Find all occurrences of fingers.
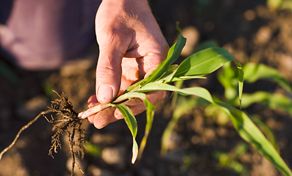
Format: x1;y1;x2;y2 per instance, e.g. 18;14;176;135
87;95;98;107
88;107;119;129
95;28;133;103
137;46;169;78
95;46;122;103
85;91;166;129
114;91;166;118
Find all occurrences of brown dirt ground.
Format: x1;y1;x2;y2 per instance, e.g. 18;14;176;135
0;0;292;176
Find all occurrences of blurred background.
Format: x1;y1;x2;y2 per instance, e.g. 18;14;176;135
0;0;292;175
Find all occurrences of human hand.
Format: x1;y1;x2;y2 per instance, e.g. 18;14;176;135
80;0;168;128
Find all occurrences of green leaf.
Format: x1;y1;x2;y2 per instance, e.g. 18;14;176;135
236;63;244;108
161;75;206;83
243;63;291;92
139;98;155;159
216;101;292;176
252;117;279;151
137;82;214;103
127;34;186;91
115;104;138;163
170;47;234;80
217;63;238;100
114;92;155;159
240;92;292;116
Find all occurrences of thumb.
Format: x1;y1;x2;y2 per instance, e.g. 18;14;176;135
96;43;124;104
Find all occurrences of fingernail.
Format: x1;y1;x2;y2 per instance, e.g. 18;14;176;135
97;85;114;103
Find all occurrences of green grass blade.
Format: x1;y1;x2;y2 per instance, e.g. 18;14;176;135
170;47;234;80
127;34;186;91
114;92;155;160
240;92;292;116
236;63;244;108
137;82;214;103
217;63;237;100
216;101;292;176
139;98;155;159
115;104;138;163
243;63;291;92
252;117;279;151
161;75;206;83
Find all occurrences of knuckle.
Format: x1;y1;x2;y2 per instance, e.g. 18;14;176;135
97;31;117;45
96;64;119;78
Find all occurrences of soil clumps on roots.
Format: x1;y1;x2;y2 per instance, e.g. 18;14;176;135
0;91;85;176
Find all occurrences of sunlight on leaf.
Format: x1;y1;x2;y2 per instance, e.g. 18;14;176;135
236;62;244;108
169;47;234;80
115;92;155;160
240;92;292;116
115;104;138;163
216;101;292;176
138;82;214;103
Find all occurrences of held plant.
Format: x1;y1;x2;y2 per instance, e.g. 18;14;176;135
106;35;291;175
0;34;291;176
81;34;291;175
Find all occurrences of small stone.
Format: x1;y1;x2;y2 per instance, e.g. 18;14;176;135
244;9;256;21
277;53;292;81
254;26;272;45
91;133;116;145
192;114;203;132
87;166;116;176
101;146;127;168
201;128;216;143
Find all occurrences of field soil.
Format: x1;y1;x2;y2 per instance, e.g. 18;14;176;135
0;0;292;176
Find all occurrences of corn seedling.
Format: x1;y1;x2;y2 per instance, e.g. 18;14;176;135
163;55;292;173
218;62;292;114
0;34;291;176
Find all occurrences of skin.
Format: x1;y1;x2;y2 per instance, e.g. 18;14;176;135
85;0;168;129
